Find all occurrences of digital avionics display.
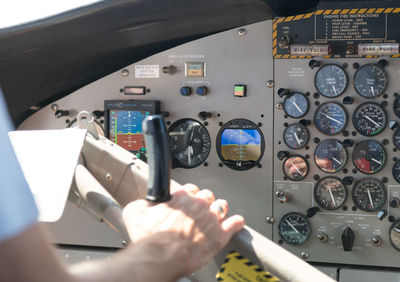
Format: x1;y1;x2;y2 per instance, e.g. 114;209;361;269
220;129;262;161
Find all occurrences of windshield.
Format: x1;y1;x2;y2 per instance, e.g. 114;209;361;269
0;0;102;29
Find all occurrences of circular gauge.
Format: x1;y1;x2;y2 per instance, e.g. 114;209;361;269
314;64;348;98
389;219;400;251
283;123;309;150
394;96;400;119
283;155;309;181
314;177;348;210
168;119;211;169
352;178;386;212
352;102;387;137
353;140;386;174
278;212;311;245
314;102;347;135
393;128;400;149
314;139;347;173
354;63;387;98
216;119;264;171
283;92;309;118
392;160;400;184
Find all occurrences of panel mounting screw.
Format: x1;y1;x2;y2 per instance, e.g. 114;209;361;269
51;104;59;112
300;251;309;259
266;80;274;88
121;69;129;77
265;216;274;224
105;173;112;182
121;240;128;248
238;28;247;36
276;103;283;110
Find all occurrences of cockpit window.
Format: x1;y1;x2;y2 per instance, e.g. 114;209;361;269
0;0;102;29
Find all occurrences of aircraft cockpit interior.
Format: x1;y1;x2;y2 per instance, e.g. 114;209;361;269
4;0;400;281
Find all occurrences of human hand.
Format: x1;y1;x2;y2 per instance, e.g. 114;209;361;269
122;184;245;280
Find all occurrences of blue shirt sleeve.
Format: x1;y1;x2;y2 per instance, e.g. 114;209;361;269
0;91;38;242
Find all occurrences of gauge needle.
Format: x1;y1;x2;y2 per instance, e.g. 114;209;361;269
292;101;303;114
367;189;374;208
291;163;303;175
285;219;300;233
363;115;380;128
394;227;400;234
294;132;302;145
332;157;342;165
323;114;344;125
371;157;382;165
186;146;193;164
328;187;337;207
332;86;337;95
370;86;375;95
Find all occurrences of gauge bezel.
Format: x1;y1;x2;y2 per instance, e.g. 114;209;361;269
314;176;348;210
168;118;211;169
314;139;348;173
352;102;387;137
314;64;348;98
283;123;310;150
314;101;348;136
353;63;388;98
283;92;309;119
352;140;387;174
351;178;386;212
216;118;265;171
282;154;309;181
394;96;400;119
389;219;400;252
278;212;311;245
393;128;400;150
392;160;400;184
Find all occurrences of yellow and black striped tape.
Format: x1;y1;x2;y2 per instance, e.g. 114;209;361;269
216;251;280;282
273;7;400;59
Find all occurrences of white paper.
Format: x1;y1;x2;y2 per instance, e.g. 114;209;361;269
8;129;87;222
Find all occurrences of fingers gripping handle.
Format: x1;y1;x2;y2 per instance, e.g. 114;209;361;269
142;115;171;202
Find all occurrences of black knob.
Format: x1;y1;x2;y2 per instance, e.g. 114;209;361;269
196;86;208;96
342;226;355;251
180;86;192;96
299;119;311;127
92;110;104;119
309;60;321;69
55;110;69;118
343;139;354;148
389;121;398;131
377;59;388;68
197;111;212;121
343;96;354;105
306;207;320;218
390;198;400;208
377;210;388;221
162;112;170;118
342;176;354;186
278;88;291;98
277;151;289;161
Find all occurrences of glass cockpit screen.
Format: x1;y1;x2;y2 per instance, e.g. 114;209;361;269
220;129;262;161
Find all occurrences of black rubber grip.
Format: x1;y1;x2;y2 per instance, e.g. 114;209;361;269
142;115;171;202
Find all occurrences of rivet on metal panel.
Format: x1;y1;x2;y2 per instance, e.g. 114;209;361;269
276;103;283;110
122;240;128;248
265;216;274;224
238;28;247;36
51;103;59;112
121;69;129;77
105;173;112;182
300;251;309;259
266;80;274;88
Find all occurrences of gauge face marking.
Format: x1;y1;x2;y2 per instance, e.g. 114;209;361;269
315;64;348;97
352;178;386;212
392;160;400;184
283;123;309;150
283;92;309;118
393;128;400;150
353;140;386;174
168;119;211;168
354;63;387;98
314;102;347;135
394;96;400;119
278;212;311;245
283;155;309;181
314;139;347;173
314;177;347;210
390;219;400;251
352;102;387;137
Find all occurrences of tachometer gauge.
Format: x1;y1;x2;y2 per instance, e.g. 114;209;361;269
283;123;309;150
352;102;387;137
389;219;400;251
392;160;400;184
283;92;309;118
314;102;347;135
168;119;211;169
278;212;311;245
314;177;347;210
354;63;387;98
353;140;386;174
314;64;348;98
314;139;347;173
352;178;386;212
394;96;400;119
283;155;309;181
393;128;400;150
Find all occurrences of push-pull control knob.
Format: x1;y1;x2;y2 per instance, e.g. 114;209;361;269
342;226;355;251
197;111;212;121
277;88;291;98
390;197;400;208
306;207;320;218
277;151;289;161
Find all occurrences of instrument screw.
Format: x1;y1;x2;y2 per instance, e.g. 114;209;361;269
121;240;128;248
301;251;309;259
266;80;275;88
238;28;247;36
105;173;112;182
265;216;274;224
121;69;129;77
